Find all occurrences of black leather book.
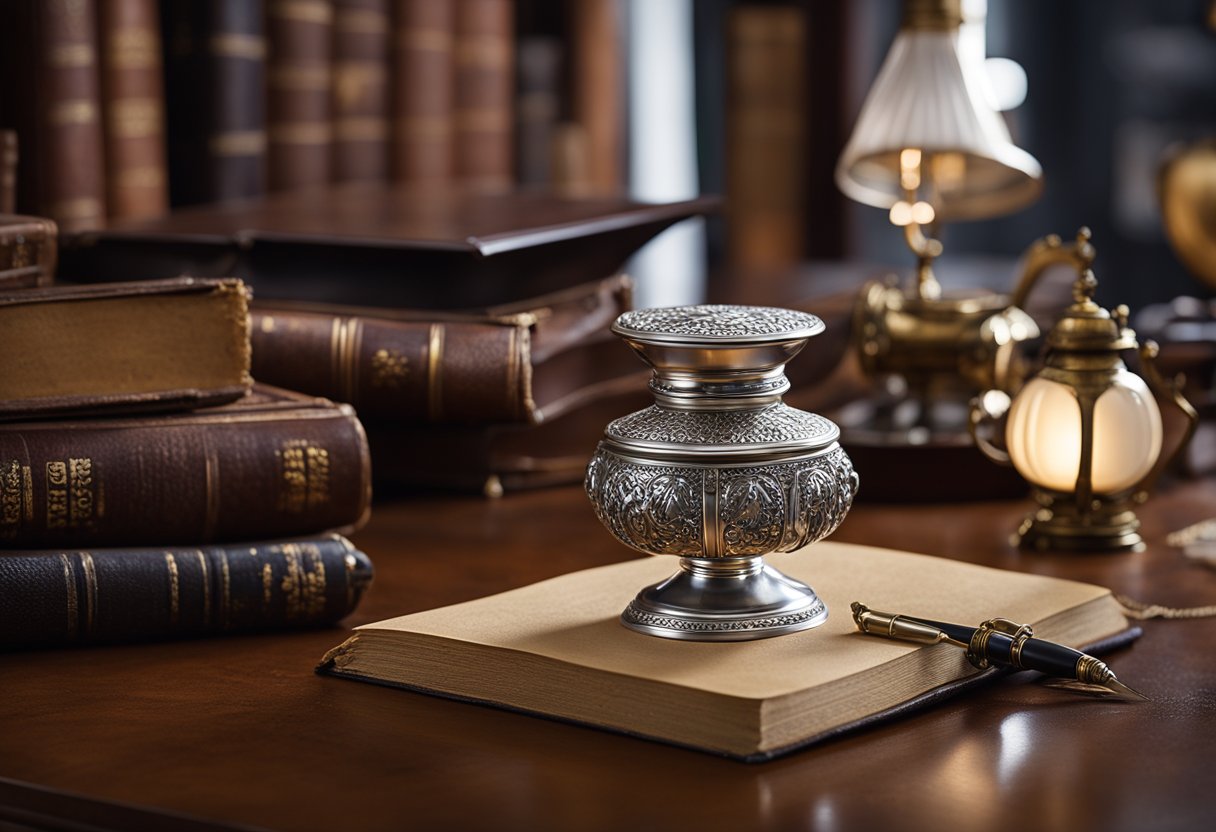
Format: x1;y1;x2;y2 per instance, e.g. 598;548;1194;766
0;534;373;649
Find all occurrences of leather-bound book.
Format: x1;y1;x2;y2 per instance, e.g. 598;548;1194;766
58;184;719;308
515;37;560;186
0;277;252;420
0;130;16;214
389;0;455;183
249;274;632;425
267;0;334;190
0;386;371;548
454;0;514;188
0;0;107;231
98;0;168;220
332;0;390;182
0;535;373;649
162;0;267;206
0;215;57;290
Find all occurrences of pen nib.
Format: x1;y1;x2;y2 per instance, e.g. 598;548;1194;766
1044;677;1149;702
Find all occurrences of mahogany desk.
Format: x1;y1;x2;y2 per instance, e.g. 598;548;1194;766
3;477;1216;832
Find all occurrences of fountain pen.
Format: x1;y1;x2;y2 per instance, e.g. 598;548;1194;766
850;602;1147;702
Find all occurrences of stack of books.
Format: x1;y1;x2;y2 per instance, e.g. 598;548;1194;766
0;277;375;650
59;186;717;494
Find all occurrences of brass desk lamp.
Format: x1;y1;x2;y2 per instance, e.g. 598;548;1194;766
836;0;1051;444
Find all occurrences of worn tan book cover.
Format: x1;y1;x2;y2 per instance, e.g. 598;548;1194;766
319;542;1135;760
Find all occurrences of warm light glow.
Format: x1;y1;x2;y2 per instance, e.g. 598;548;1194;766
899;148;922;190
889;200;914;226
910;201;936;225
1006;374;1163;494
930;152;967;194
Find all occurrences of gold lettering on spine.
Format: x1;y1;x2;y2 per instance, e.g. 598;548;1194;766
68;458;95;528
262;562;274;609
275;441;331;513
196;550;210;627
427;323;445;421
164;553;180;627
0;461;31;537
80;552;98;637
280;543;327;621
370;349;408;389
60;554;78;639
46;462;69;529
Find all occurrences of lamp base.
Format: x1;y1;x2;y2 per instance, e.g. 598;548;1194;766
621;556;828;641
1015;490;1144;553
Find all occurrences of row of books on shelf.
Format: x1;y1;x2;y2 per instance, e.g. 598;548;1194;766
0;0;518;231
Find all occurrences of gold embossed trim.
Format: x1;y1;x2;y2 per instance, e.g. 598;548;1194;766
209;34;266;60
427;323;445;421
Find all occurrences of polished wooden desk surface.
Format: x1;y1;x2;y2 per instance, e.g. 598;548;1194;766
3;477;1216;832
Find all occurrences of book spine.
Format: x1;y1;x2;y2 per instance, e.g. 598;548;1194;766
0;535;373;649
0;217;58;291
98;0;169;220
35;0;108;231
570;0;624;192
726;6;807;267
454;0;514;188
163;0;268;205
251;309;534;423
389;0;454;183
514;37;560;187
0;405;371;548
267;0;334;190
0;130;15;214
332;0;390;182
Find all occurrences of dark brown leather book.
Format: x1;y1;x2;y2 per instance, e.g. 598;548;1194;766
332;0;390;182
267;0;334;190
570;0;624;192
162;0;267;206
0;0;107;232
515;37;560;186
454;0;514;188
0;534;373;649
98;0;169;220
0;130;16;214
58;184;719;308
0;386;371;548
0;215;57;290
389;0;455;183
0;277;252;421
250;274;632;424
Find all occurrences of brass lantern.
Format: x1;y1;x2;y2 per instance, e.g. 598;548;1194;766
971;265;1198;551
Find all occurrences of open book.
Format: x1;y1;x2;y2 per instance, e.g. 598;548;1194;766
318;542;1135;761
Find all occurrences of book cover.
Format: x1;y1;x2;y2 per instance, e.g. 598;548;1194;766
57;185;719;308
0;386;371;548
454;0;514;188
319;542;1136;760
0;534;373;649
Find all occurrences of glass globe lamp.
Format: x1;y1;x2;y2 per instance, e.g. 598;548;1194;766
972;269;1197;551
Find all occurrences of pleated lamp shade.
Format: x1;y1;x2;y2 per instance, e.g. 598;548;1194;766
836;11;1042;221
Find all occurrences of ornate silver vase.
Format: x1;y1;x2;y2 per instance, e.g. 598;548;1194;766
585;304;859;641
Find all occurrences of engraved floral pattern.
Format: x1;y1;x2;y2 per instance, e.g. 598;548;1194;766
585;446;857;558
607;404;837;447
615;305;823;339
